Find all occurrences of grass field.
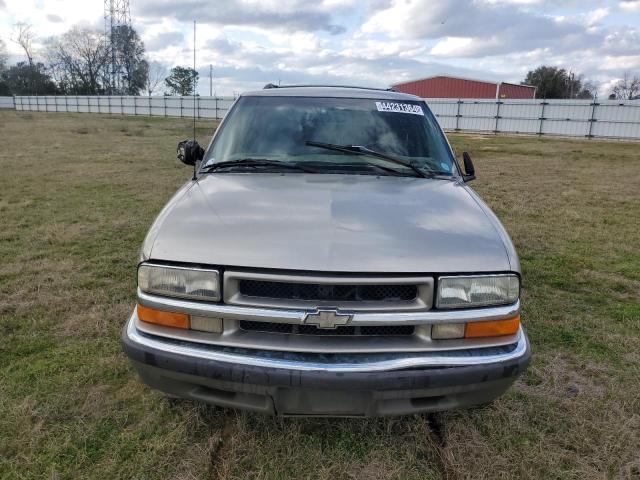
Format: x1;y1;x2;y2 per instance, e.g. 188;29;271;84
0;110;639;480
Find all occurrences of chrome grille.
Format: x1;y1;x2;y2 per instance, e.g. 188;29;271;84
239;321;415;336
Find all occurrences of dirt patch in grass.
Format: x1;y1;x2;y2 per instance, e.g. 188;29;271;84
0;111;639;479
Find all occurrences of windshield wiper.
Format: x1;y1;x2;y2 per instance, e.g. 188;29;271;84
304;141;440;179
200;158;316;174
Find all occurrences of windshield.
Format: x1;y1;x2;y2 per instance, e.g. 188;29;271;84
203;95;458;176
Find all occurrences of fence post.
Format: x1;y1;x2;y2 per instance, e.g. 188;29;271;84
197;96;200;119
215;96;219;119
494;100;502;134
133;96;137;116
538;100;547;136
120;95;123;114
108;95;111;114
149;96;152;117
180;96;183;117
455;99;462;131
587;100;598;139
164;96;167;117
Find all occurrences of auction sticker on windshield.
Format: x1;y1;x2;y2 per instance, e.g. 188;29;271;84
375;101;424;115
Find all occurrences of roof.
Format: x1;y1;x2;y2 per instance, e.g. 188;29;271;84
242;85;421;100
500;81;536;89
393;75;536;90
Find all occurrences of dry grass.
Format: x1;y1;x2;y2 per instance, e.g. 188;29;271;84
0;111;639;479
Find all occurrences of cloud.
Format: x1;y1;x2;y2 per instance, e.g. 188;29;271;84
362;0;593;44
133;0;349;35
205;36;239;55
192;32;507;93
619;0;640;12
1;0;639;97
360;0;619;65
145;31;185;50
602;28;640;55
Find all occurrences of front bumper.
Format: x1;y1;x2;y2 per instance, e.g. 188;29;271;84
122;312;531;416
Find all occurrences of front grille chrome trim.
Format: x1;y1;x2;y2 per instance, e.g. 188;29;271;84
223;271;434;312
138;288;520;325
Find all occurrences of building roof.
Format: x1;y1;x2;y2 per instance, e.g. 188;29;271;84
393;75;536;90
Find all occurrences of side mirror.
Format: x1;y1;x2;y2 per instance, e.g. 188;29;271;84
177;139;204;166
462;152;476;182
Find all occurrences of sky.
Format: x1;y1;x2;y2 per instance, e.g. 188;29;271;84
1;0;639;96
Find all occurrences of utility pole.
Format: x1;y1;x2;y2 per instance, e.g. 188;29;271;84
568;69;574;99
104;0;132;94
209;64;213;96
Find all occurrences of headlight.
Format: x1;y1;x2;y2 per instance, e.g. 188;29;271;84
436;274;519;309
138;264;220;301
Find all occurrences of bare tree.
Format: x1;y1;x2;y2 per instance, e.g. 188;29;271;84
13;22;35;66
144;60;167;96
47;27;110;94
611;72;640;100
577;79;599;100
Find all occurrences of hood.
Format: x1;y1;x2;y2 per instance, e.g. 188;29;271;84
144;173;513;273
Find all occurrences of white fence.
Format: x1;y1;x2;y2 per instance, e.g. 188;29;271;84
11;95;236;119
4;95;640;140
426;98;640;140
0;96;15;109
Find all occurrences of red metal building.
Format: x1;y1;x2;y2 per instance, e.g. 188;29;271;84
393;75;536;99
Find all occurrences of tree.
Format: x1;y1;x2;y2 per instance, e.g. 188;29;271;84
523;66;595;99
576;79;598;100
611;72;640;100
164;66;198;96
109;25;147;95
0;37;7;71
13;23;35;66
0;61;58;94
0;39;9;95
47;27;110;94
144;61;167;96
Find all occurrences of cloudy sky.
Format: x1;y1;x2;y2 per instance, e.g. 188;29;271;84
1;0;639;95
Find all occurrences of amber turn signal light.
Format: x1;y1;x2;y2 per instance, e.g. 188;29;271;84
137;304;190;329
465;316;520;338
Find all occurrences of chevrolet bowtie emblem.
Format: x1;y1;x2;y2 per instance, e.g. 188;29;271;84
303;308;352;329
